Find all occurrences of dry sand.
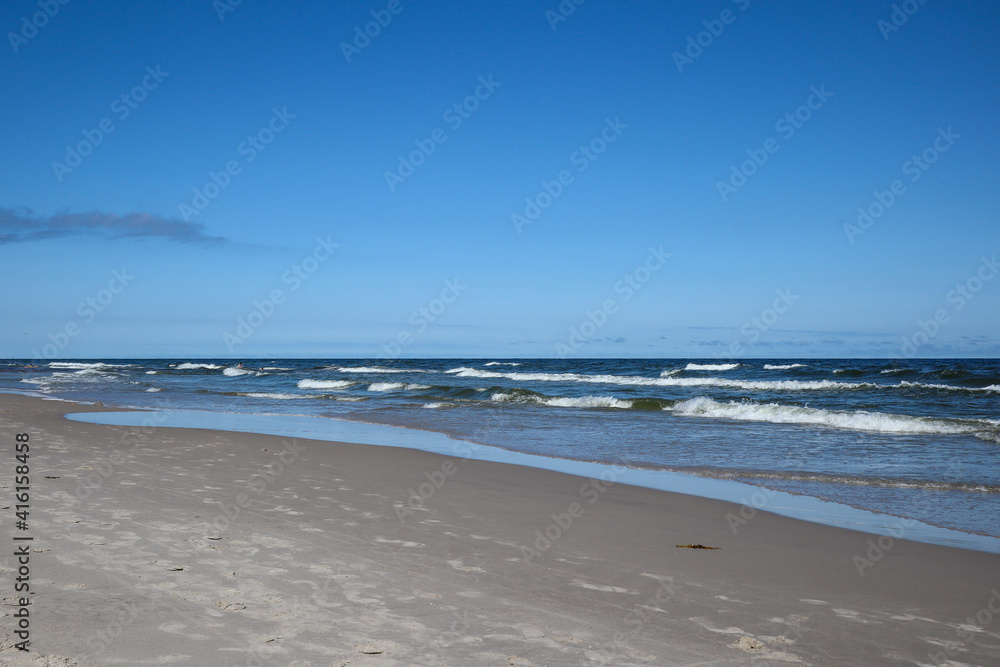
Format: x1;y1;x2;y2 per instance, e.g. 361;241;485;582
1;393;999;666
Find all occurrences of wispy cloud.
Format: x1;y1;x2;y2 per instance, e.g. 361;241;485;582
0;207;225;244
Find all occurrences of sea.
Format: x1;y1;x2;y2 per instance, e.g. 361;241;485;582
4;358;1000;547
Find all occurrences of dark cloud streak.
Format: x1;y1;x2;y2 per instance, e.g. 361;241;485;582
0;207;225;245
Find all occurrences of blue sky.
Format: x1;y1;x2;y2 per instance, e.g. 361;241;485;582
2;0;998;359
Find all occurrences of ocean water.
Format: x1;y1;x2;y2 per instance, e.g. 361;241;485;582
4;358;1000;539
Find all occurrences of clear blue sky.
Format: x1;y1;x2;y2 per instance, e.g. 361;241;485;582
2;0;998;359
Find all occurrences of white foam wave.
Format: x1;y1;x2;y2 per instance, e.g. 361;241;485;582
446;367;866;391
445;367;994;394
367;382;431;392
368;382;406;391
491;392;632;409
880;368;907;374
484;362;521;366
23;371;108;383
541;395;632;409
238;392;321;400
145;370;159;375
176;362;223;370
48;362;101;369
261;367;291;371
898;381;1000;393
763;364;806;370
669;397;997;438
422;402;453;409
73;368;109;376
336;366;412;374
297;379;354;389
145;387;161;392
223;367;262;377
684;363;740;371
712;470;1000;493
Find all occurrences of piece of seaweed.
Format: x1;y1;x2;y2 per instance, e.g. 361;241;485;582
675;544;721;550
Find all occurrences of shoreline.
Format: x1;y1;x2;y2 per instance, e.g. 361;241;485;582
6;355;1000;544
65;403;1000;554
2;393;1000;665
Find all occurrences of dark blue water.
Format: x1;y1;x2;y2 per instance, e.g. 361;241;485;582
4;358;999;537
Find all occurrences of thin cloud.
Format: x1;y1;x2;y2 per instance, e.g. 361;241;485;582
0;207;225;244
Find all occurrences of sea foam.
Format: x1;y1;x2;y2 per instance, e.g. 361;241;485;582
297;379;354;389
223;367;262;377
336;366;418;374
367;382;431;391
447;367;865;391
445;367;995;394
490;392;632;409
669;396;999;440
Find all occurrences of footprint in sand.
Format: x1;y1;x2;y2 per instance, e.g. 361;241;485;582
215;600;247;611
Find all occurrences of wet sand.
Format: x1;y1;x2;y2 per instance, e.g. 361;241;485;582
1;393;999;666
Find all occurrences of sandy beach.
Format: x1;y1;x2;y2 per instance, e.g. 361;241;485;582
2;392;999;666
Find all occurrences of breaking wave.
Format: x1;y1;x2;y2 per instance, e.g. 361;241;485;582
47;362;132;370
367;382;432;392
444;367;1000;394
297;379;355;389
490;391;633;409
669;397;1000;441
447;367;866;391
234;392;323;400
334;366;426;374
223;367;264;377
